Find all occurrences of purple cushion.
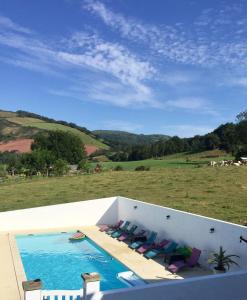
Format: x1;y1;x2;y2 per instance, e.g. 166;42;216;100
168;260;186;273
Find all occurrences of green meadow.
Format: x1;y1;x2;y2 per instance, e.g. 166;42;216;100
0;153;246;225
93;150;233;170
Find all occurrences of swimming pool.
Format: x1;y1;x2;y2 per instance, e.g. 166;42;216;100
16;232;140;291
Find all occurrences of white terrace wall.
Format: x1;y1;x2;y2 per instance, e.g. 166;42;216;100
117;196;247;269
0;197;118;232
95;270;247;300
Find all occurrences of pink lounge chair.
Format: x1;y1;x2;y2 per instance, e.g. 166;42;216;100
99;220;124;232
137;239;169;254
168;247;201;273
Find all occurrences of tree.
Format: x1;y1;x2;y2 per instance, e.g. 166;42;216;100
236;109;247;122
213;123;237;154
53;159;69;176
235;120;247;158
32;131;86;164
204;133;220;150
20;150;56;176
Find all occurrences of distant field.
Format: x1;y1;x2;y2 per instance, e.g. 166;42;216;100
0;164;246;225
93;150;234;170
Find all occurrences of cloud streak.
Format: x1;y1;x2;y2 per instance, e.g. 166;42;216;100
0;18;158;108
0;15;32;34
0;12;219;115
84;0;247;67
163;124;214;138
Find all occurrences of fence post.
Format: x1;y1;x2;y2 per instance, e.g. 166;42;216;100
22;279;42;300
81;272;100;300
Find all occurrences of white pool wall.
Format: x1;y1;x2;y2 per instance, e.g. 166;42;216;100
0;197;118;232
118;196;247;270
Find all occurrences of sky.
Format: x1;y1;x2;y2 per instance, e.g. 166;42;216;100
0;0;247;137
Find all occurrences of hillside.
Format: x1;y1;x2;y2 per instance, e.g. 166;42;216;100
0;110;109;154
93;130;170;146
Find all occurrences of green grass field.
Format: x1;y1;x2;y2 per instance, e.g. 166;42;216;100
93;150;233;170
0;163;246;225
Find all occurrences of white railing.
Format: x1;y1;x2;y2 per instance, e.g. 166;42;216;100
41;290;83;300
23;273;100;300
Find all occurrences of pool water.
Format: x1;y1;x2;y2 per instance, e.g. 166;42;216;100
16;232;134;291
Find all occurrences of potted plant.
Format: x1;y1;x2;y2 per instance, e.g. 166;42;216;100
208;246;239;274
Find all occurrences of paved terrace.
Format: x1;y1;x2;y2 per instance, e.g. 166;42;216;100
0;226;212;300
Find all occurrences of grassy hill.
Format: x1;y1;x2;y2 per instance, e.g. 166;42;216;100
93;130;170;146
0;110;109;149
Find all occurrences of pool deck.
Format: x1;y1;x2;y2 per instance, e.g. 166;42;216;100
0;226;212;300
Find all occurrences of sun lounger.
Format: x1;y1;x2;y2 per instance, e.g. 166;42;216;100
109;221;130;237
167;247;201;273
117;225;138;240
137;239;169;254
129;231;157;250
111;222;133;238
105;220;127;235
118;229;145;242
99;220;124;232
144;241;178;259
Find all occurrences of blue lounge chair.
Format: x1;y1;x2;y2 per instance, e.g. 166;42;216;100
115;224;138;240
108;221;130;236
129;231;157;250
144;241;178;259
111;222;133;238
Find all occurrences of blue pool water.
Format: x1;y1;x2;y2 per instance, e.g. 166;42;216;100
16;232;133;291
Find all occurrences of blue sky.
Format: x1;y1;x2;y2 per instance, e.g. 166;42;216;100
0;0;247;137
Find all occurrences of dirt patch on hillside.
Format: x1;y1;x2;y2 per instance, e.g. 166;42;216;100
85;145;99;156
0;140;100;156
0;139;33;153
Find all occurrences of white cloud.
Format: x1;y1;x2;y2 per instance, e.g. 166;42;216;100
102;120;142;132
230;77;247;87
165;98;205;110
161;72;195;86
0;15;32;34
58;32;156;96
160;97;219;116
0;13;219;115
0;18;158;108
50;77;160;108
164;125;214;138
84;1;247;67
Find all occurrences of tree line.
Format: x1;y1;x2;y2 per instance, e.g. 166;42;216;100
109;110;247;161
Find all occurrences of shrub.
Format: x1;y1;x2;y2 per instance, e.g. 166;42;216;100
77;159;91;173
135;165;150;171
53;159;69;176
114;165;123;171
0;164;7;178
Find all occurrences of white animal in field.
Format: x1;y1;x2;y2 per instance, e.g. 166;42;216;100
233;162;240;166
210;161;217;167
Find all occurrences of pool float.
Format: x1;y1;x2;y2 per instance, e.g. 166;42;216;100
69;231;86;241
